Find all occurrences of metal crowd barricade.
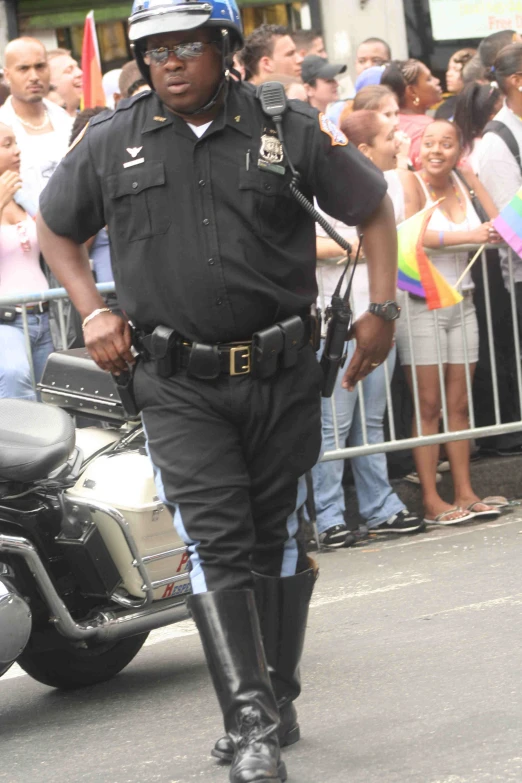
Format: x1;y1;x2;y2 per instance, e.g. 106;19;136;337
0;283;115;390
320;243;522;463
2;246;522;463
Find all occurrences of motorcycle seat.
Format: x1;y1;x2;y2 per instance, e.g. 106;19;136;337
0;399;75;483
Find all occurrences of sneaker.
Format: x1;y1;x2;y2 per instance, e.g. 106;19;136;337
352;523;370;543
319;524;352;548
370;509;426;534
404;471;442;485
437;459;450;473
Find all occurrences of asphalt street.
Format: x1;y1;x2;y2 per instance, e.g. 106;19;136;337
2;511;522;783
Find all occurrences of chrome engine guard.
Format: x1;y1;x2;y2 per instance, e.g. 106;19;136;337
0;496;191;645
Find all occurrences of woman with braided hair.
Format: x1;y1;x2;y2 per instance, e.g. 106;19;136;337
381;59;442;170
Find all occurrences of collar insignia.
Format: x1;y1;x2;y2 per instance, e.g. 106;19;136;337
153;116;167;122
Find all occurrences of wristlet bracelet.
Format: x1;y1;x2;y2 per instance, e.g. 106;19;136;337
82;307;112;330
439;231;445;247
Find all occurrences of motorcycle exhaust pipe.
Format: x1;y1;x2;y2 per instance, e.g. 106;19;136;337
0;533;189;645
0;575;32;676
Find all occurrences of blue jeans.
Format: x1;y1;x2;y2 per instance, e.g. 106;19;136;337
312;342;405;531
0;312;54;400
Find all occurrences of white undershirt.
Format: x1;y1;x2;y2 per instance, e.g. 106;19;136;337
476;101;522;287
186;121;213;138
316;170;405;320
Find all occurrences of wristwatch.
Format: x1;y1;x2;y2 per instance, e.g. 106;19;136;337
368;301;401;321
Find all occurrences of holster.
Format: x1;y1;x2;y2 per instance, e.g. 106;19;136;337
112;366;141;418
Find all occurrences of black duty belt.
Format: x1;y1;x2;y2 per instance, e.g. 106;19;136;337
137;315;317;380
179;341;254;376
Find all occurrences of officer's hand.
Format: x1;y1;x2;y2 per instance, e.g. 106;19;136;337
83;313;135;374
342;312;394;391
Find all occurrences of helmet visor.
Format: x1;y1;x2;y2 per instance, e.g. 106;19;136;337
129;2;213;43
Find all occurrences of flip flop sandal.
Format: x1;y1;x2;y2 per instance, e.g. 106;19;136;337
481;496;510;508
424;507;476;526
466;501;501;518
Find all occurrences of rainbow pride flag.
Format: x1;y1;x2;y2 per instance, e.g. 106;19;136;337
397;203;463;310
81;11;105;109
493;186;522;257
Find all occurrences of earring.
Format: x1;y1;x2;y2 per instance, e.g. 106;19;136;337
518;86;522;92
413;96;420;106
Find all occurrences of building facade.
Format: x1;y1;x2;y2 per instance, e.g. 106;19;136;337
0;0;322;71
0;0;521;80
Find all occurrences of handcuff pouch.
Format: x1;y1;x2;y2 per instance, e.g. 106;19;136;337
252;325;284;379
150;326;179;378
186;343;221;380
278;316;304;369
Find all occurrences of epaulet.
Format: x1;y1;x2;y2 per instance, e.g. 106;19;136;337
88;108;115;128
114;89;153;113
87;90;153;129
287;99;319;120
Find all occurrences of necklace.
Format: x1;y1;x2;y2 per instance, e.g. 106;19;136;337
15;220;31;253
16;110;49;131
421;171;465;221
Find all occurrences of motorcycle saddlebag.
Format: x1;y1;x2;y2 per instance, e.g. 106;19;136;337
39;348;135;423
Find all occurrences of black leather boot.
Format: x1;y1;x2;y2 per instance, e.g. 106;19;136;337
211;566;316;764
188;590;287;783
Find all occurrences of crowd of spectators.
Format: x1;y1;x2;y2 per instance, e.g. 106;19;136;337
1;22;522;548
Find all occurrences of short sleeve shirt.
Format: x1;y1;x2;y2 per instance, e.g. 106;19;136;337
39;82;387;343
0;97;73;209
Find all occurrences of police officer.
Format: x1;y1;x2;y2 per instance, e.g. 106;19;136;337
36;2;400;780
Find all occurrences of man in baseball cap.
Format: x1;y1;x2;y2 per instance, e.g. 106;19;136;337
302;54;347;113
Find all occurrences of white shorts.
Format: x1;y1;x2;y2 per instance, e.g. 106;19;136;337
395;290;479;366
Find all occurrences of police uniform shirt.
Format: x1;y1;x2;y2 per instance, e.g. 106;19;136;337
39;81;387;343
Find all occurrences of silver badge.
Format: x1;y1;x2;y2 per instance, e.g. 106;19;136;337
259;134;284;165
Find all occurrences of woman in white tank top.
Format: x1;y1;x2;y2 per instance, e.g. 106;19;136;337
397;119;503;525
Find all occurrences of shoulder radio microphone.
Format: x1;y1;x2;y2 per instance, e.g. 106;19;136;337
256;81;360;396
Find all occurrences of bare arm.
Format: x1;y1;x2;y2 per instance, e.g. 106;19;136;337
398;170;425;219
342;194;397;391
424;223;500;248
316;235;345;259
36;212;134;373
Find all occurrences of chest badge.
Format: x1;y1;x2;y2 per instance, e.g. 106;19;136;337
259;134;283;165
127;146;143;158
258;134;285;176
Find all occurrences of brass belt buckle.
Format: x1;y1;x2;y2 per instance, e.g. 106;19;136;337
230;345;251;376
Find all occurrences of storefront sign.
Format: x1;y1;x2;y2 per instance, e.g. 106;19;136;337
429;0;522;41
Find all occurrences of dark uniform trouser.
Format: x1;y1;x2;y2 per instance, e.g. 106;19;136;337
133;344;323;592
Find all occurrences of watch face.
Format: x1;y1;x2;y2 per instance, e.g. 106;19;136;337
385;302;401;320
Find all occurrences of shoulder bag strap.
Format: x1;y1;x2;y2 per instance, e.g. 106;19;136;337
483;120;522;172
453;168;489;224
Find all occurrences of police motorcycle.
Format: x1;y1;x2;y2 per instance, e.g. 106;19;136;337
0;349;190;689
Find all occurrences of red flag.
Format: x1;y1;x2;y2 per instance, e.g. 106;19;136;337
81;11;105;109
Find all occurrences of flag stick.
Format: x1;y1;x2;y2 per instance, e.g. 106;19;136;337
455;244;486;289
